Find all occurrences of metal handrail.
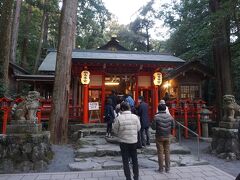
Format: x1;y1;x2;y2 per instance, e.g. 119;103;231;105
175;120;200;161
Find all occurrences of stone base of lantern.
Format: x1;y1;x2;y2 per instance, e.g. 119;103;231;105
210;127;240;160
200;137;212;143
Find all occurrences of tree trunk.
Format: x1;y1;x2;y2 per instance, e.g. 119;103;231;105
49;0;78;144
21;4;32;69
209;0;233;121
43;11;49;48
0;0;14;94
34;0;48;74
146;27;150;52
10;0;22;63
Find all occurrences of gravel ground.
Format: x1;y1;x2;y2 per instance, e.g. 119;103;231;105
44;144;74;172
180;138;240;177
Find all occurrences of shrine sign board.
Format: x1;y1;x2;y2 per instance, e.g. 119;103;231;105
89;102;99;110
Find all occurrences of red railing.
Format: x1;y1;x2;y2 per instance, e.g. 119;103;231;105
0;97;12;134
0;98;82;134
167;99;215;138
39;99;82;122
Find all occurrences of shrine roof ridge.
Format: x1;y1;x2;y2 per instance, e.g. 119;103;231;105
39;50;185;72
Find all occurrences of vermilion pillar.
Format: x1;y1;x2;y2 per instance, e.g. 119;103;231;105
101;73;105;123
83;84;89;124
2;107;9;134
184;107;189;138
135;74;139;104
154;85;159;114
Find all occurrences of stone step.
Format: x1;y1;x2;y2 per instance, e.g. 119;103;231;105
69;123;106;134
74;141;191;159
68;154;208;171
75;144;121;158
70;129;107;141
80;128;107;136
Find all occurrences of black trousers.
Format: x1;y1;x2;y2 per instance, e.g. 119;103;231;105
120;143;139;180
140;127;150;146
106;123;112;134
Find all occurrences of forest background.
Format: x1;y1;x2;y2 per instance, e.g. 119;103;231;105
0;0;240;103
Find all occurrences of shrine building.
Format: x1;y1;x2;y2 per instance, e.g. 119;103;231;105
15;37;214;124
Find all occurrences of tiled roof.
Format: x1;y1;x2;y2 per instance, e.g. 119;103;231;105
165;60;214;80
39;50;185;72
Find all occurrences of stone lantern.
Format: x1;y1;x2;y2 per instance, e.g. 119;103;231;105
200;105;212;138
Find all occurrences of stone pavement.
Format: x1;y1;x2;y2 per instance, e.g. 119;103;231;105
0;165;236;180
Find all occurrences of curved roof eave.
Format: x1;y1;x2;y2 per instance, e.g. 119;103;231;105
38;50;185;72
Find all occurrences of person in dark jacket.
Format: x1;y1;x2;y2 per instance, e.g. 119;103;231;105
109;90;118;110
151;103;175;173
138;96;150;146
104;98;115;137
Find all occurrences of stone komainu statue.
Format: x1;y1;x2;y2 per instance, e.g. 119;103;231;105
222;95;240;122
12;91;40;123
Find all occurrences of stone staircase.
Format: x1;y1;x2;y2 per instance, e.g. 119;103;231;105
68;123;208;171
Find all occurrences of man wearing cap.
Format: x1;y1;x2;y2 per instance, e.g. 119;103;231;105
159;99;170;115
151;102;175;173
138;96;150;146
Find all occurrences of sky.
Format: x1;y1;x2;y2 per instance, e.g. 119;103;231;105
102;0;173;40
102;0;152;25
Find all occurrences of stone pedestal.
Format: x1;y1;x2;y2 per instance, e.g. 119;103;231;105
219;121;239;129
0;131;53;173
6;123;42;134
211;127;240;160
201;119;211;138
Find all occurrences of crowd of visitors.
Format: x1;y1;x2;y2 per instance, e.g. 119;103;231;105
104;90;175;180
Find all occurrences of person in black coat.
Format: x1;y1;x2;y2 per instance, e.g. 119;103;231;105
104;98;115;137
109;90;118;110
138;96;150;146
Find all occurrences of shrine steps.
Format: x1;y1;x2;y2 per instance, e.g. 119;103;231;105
68;132;209;171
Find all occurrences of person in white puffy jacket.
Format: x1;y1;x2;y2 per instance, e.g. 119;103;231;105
113;102;141;180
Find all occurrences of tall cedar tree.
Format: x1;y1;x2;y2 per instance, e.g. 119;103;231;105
10;0;22;64
49;0;78;144
0;0;14;96
209;0;233;121
34;0;49;74
21;4;32;69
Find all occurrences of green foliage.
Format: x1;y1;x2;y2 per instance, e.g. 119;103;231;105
129;0;156;52
0;84;5;98
17;2;41;70
103;20;147;51
150;39;167;53
46;0;61;48
15;0;60;71
160;0;240;101
160;0;212;62
0;0;2;16
76;0;111;49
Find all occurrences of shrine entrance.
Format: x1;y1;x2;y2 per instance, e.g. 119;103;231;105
104;74;136;97
76;68;160;124
88;88;102;123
